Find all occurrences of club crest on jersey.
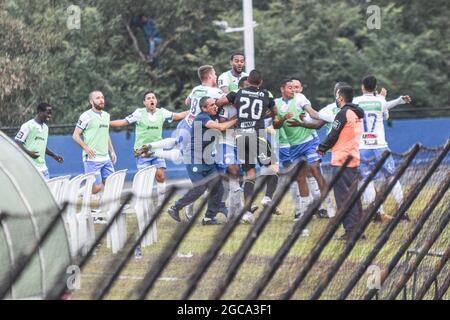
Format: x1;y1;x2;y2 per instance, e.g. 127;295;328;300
332;119;341;129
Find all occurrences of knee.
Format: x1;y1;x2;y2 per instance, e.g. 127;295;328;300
92;184;102;194
227;165;240;177
156;169;166;183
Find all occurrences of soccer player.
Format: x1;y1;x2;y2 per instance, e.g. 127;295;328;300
216;70;280;224
110;91;188;205
136;65;225;164
273;79;333;225
15;102;64;180
167;97;237;225
218;52;248;94
353;75;412;221
72;90;117;194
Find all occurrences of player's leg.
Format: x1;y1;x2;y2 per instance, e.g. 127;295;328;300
167;164;208;222
257;136;279;201
290;143;313;222
380;148;409;221
305;138;334;218
237;133;257;224
359;149;391;222
155;165;167;206
83;161;103;194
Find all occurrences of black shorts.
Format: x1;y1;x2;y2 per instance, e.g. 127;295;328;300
235;130;276;171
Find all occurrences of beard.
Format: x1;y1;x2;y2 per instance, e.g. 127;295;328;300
93;102;104;110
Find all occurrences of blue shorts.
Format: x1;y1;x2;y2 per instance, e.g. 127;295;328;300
136;156;166;170
290;137;321;165
83;160;115;185
215;144;239;173
175;119;192;153
360;148;396;180
279;146;292;168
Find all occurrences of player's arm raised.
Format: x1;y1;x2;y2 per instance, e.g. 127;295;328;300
172;110;190;121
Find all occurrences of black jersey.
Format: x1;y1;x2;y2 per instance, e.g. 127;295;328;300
226;86;275;132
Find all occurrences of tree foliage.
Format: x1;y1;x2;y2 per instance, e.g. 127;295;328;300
1;0;449;127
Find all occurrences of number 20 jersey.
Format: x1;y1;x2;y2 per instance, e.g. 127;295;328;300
353;94;389;150
226;86;275;132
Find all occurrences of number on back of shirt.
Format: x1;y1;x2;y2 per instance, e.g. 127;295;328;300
239;97;263;120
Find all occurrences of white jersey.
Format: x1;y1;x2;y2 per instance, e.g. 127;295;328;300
318;102;341;133
218;70;248;92
353;94;389;149
218;105;237;146
185;85;224;127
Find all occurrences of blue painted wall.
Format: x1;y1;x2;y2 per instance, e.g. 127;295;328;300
43;117;450;180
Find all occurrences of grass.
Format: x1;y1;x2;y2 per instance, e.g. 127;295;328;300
71;182;450;300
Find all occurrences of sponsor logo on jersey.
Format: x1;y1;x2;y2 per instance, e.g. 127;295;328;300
332;119;341;130
35;136;45;141
99;124;109;129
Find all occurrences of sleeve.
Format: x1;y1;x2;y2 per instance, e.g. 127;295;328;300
76;112;91;130
384;96;405;111
318;106;336;123
226;91;237;104
125;109;141;124
15;123;30;143
264;118;273;127
212;88;225;99
217;73;229;90
218;106;229;119
268;96;276;110
201;113;212;126
295;93;312;110
161;108;174;122
318;108;348;153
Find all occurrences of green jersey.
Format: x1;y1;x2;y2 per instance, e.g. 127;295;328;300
275;95;315;146
218;70;249;92
77;109;110;161
15;119;49;169
125;107;173;149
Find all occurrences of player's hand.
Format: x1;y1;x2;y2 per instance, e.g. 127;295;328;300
379;88;387;97
29;151;40;159
84;146;96;159
283;112;294;121
316;148;325;156
287;119;303;127
401;95;412;104
111;151;117;165
53;154;64;163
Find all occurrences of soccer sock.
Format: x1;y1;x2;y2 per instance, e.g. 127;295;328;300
265;173;279;199
243;178;256;207
156;181;166;206
153;149;182;163
307;176;321;200
363;181;376;204
222;180;230;207
229;177;242;207
363;181;384;214
290;182;301;213
149;138;178;149
299;196;312;217
325;195;335;217
392;181;404;207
